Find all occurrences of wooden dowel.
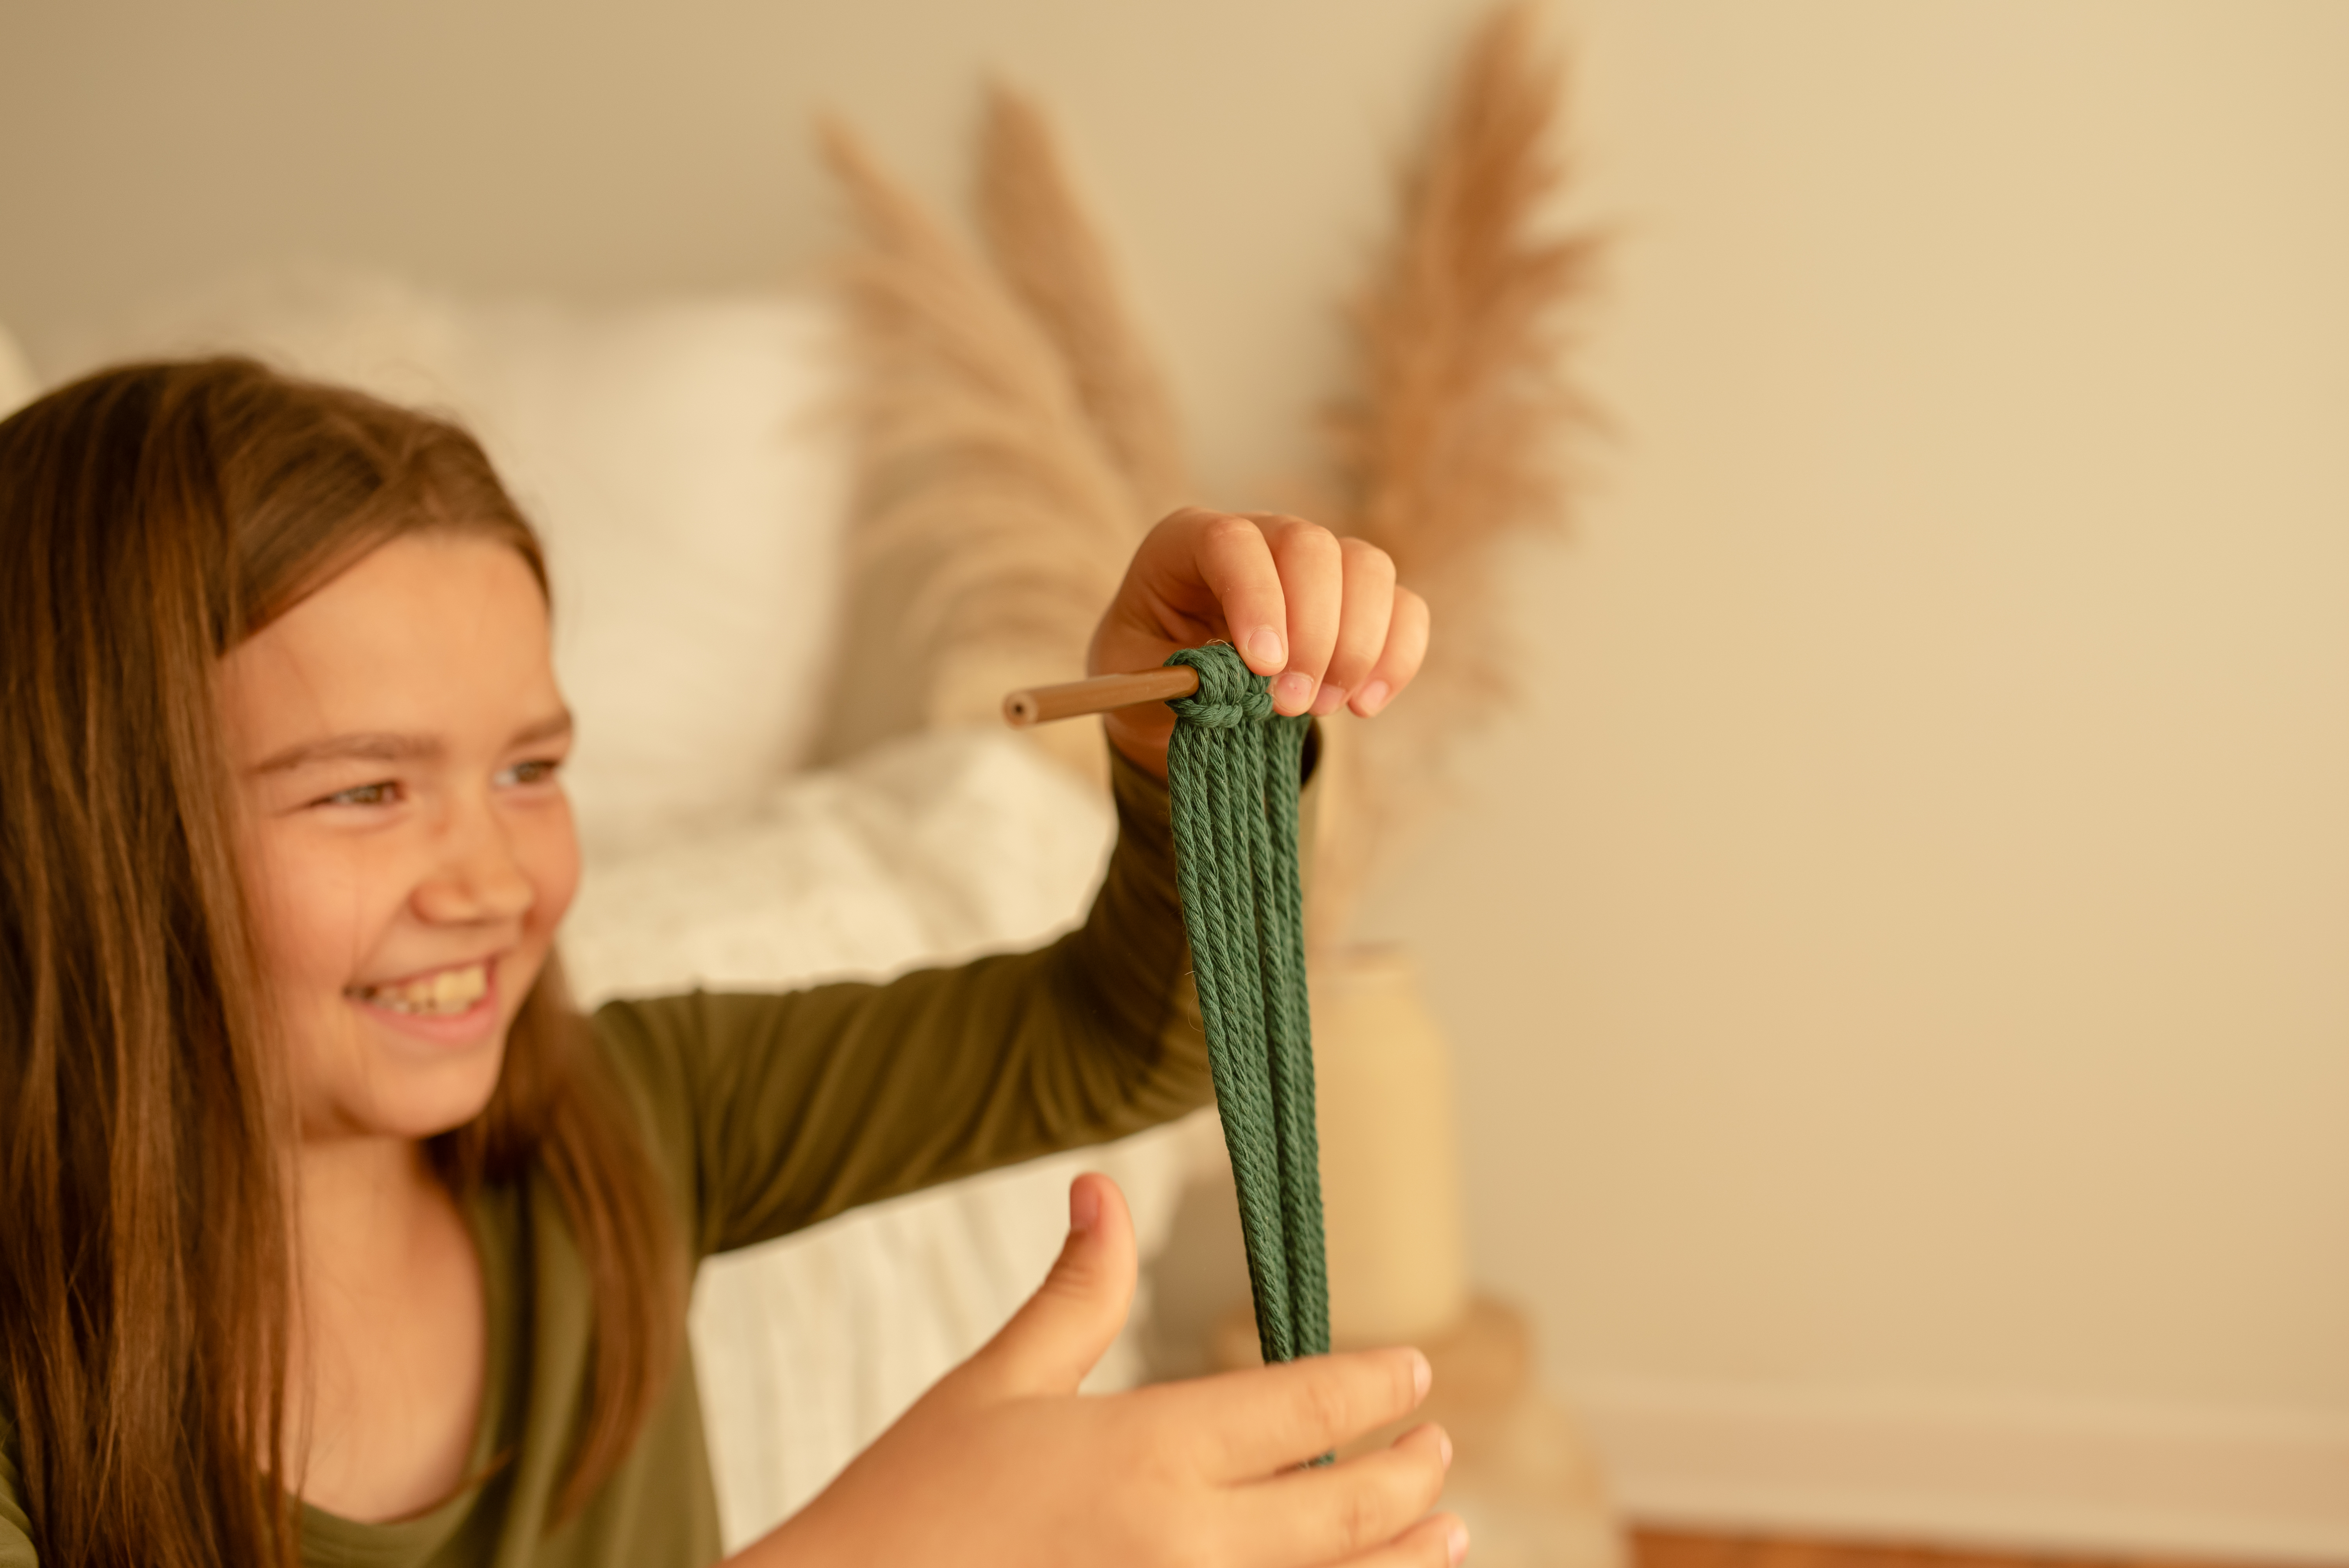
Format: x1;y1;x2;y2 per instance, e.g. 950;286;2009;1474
1003;666;1200;727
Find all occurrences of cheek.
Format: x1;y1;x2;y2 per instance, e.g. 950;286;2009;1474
499;805;579;1012
519;800;582;939
243;826;398;996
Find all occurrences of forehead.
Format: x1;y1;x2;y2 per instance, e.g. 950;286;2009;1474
218;532;557;755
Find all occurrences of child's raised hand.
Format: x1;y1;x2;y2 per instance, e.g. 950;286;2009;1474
1093;509;1431;778
741;1173;1467;1568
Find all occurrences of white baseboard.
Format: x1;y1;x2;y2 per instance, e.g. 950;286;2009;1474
1570;1377;2349;1564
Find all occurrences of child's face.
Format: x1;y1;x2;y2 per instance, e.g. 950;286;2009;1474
218;531;580;1146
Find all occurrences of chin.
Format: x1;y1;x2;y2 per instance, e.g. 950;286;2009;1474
394;1059;511;1141
296;1015;513;1144
346;1042;512;1143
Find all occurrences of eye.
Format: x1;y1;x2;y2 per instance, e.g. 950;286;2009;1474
495;757;564;789
317;780;400;809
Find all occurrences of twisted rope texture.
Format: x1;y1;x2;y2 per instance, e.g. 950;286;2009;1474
1164;645;1328;1369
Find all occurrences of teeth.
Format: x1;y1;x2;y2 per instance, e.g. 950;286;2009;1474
352;963;488;1016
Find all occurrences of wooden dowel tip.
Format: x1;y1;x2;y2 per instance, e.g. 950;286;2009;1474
1002;666;1201;726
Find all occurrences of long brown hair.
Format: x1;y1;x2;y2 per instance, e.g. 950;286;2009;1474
0;358;681;1565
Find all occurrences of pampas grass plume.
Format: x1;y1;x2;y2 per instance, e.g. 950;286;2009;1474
1315;1;1605;944
818;111;1183;784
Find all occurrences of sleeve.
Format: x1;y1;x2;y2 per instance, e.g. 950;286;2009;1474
592;736;1314;1260
0;1411;35;1568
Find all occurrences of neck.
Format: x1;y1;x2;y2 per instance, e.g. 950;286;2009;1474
295;1133;442;1267
282;1131;488;1515
287;1132;453;1400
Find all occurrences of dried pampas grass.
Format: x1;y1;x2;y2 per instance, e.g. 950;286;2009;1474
816;4;1597;928
814;92;1185;786
1314;1;1604;945
979;90;1190;524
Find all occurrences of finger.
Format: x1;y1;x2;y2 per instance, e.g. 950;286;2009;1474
1233;1422;1452;1566
1314;538;1398;716
1349;585;1430;718
1186;512;1290;675
1335;1511;1471;1568
1248;515;1344;716
956;1174;1136;1400
1159;1346;1431;1479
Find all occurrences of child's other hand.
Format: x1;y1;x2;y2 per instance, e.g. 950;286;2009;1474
1093;509;1431;779
740;1173;1467;1568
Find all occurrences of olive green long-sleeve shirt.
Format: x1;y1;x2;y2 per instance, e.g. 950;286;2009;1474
1;745;1239;1566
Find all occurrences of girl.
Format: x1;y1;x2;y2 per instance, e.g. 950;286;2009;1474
0;358;1461;1567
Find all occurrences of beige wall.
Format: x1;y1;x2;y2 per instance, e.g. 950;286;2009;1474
5;0;2345;1552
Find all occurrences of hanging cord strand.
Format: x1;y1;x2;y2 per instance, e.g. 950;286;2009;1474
1256;712;1328;1358
1167;652;1293;1361
1210;707;1299;1362
1163;645;1328;1375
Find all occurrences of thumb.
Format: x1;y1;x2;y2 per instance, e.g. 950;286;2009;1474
960;1173;1137;1399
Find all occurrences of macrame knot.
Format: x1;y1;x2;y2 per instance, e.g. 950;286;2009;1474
1164;644;1274;727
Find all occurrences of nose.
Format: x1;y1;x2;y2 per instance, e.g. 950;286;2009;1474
412;793;535;928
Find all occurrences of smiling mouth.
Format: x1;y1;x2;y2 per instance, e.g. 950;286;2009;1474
346;962;491;1016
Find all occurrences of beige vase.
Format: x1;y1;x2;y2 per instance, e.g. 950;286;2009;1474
1214;945;1628;1568
1313;944;1474;1345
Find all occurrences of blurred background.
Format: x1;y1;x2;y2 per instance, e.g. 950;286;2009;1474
5;1;2345;1561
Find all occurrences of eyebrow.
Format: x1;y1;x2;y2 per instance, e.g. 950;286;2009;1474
251;710;574;775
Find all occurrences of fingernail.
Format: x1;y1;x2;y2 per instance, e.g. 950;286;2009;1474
1246;626;1286;670
1410;1350;1432;1402
1068;1179;1100;1235
1438;1430;1454;1470
1353;679;1391;715
1449;1522;1471;1565
1310;683;1349;716
1274;671;1317;712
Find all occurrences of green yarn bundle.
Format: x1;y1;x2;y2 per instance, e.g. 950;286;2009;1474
1162;643;1329;1370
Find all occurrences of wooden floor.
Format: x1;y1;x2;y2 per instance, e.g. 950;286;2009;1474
1635;1530;2253;1568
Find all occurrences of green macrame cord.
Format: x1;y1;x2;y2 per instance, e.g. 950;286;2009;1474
1162;644;1330;1373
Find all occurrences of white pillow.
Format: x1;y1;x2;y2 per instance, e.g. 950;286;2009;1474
42;267;849;854
0;319;34;419
562;727;1122;992
561;726;1217;1549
